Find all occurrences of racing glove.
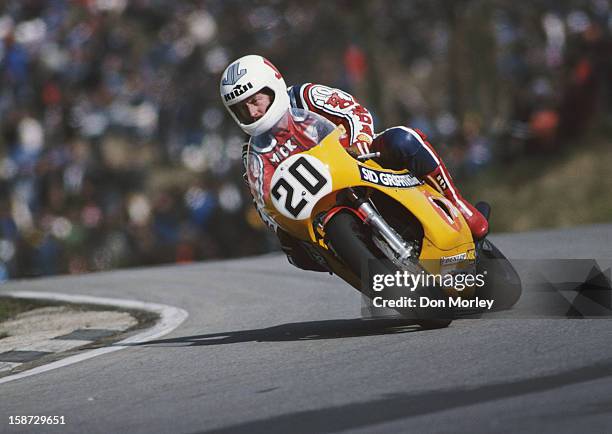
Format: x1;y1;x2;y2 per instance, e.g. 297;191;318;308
346;133;374;158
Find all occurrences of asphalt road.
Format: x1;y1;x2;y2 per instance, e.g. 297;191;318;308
1;224;612;434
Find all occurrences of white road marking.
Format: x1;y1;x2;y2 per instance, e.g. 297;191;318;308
0;291;189;384
18;339;92;353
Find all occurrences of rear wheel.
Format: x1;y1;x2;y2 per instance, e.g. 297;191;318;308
474;201;522;310
476;238;522;310
325;211;452;329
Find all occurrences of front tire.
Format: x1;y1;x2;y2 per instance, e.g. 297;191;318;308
325;211;452;329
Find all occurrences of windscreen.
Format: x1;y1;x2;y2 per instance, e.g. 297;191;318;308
249;108;335;152
246;108;336;207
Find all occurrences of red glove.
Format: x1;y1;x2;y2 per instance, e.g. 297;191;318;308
347;133;373;158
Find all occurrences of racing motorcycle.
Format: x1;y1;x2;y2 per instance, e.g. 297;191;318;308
246;109;521;328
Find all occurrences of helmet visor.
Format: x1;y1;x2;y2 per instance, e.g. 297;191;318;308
229;88;275;125
229;101;255;125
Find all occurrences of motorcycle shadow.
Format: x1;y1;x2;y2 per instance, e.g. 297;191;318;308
136;318;426;347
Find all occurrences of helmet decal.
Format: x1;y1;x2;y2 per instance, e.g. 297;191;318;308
263;58;281;79
223;82;253;102
222;62;247;86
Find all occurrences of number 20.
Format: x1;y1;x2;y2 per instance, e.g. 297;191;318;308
271;157;327;218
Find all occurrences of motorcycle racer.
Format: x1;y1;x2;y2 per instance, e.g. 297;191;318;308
220;55;488;271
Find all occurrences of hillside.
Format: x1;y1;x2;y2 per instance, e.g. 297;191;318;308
461;137;612;232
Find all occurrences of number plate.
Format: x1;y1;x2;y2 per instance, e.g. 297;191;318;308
270;154;332;220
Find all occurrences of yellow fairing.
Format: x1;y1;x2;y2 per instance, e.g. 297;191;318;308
260;127;475;275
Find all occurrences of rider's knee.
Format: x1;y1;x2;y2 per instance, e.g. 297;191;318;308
383;127;423;158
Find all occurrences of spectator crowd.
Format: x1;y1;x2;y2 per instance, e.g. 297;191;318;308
0;0;611;279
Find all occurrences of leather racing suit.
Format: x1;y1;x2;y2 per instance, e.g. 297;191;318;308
243;83;488;271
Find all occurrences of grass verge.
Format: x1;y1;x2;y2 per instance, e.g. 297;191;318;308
0;296;159;377
460;136;612;232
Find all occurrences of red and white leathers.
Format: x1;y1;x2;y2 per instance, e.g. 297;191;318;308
245;83;489;240
289;84;375;154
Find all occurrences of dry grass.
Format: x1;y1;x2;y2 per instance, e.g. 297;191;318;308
0;298;53;338
460;139;612;232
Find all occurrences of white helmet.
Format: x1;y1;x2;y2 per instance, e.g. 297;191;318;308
220;55;290;136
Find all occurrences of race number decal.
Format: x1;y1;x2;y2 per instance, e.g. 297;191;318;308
270;154;332;220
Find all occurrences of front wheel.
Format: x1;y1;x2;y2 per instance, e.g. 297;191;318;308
324;211;452;329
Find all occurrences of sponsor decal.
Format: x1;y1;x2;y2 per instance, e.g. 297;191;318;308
435;173;447;190
359;166;421;188
440;252;468;265
310;86;354;111
224;82;254;102
269;139;299;165
351;105;372;124
325;92;354;109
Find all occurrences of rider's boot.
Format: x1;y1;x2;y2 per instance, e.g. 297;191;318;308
423;163;489;239
370;126;489;239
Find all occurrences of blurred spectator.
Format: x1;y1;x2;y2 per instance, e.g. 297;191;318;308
0;0;610;279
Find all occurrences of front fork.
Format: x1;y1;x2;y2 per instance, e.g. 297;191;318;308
322;188;415;262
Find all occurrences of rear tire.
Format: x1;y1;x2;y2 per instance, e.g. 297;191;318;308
325;211;452;329
476;238;522;310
